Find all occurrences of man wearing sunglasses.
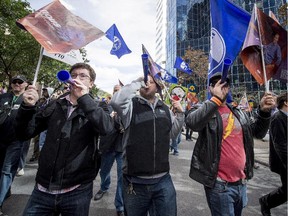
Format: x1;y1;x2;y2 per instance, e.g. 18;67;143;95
0;75;29;216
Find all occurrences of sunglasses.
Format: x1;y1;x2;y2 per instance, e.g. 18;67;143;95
12;80;24;84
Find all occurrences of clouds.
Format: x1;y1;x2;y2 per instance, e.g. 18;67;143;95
27;0;156;94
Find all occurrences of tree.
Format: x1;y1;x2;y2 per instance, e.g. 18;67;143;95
178;47;209;101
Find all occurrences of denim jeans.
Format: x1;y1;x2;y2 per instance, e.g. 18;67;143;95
204;180;248;216
99;151;124;212
18;140;30;170
23;182;93;216
171;133;181;153
123;173;177;216
38;130;47;151
0;140;24;205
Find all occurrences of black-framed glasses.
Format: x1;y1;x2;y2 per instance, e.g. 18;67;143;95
70;73;91;80
12;80;24;84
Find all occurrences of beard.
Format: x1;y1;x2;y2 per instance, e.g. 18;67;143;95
140;88;156;101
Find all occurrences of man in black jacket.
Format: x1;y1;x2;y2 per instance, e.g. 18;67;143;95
0;75;29;216
15;63;113;216
185;72;275;216
259;92;287;216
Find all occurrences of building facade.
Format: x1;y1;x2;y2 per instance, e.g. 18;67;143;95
165;0;286;103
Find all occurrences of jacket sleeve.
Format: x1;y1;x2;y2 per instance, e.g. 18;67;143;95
185;100;219;131
270;113;287;169
110;79;144;129
14;102;48;141
170;111;185;140
77;94;114;136
250;109;271;139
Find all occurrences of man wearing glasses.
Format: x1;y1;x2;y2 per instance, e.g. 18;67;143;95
15;63;114;216
0;75;29;216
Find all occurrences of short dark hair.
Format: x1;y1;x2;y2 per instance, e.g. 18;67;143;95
277;92;287;110
69;63;96;82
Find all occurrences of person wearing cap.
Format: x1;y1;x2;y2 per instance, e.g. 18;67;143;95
110;75;185;216
14;63;113;216
259;92;287;216
0;75;29;216
185;72;276;216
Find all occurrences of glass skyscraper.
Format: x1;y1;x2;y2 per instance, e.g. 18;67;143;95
164;0;286;102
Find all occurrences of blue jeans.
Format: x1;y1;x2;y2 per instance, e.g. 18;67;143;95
38;130;47;151
204;180;248;216
18;140;30;170
0;140;24;205
123;173;177;216
99;151;124;212
23;182;93;216
171;133;181;153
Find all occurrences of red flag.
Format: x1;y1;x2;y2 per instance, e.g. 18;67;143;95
16;0;104;53
240;6;287;85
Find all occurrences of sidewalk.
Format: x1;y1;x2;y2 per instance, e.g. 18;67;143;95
191;132;270;167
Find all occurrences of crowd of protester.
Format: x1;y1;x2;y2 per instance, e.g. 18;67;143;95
0;63;286;216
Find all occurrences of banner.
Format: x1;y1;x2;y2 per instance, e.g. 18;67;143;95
43;49;83;65
16;1;104;53
209;0;250;80
105;24;132;59
240;6;287;84
156;64;178;84
174;57;192;74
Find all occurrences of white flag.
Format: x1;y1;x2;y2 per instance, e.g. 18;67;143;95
43;49;83;65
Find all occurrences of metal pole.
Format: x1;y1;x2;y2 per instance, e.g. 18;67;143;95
32;46;44;86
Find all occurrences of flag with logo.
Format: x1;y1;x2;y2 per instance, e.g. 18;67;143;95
209;0;250;81
174;57;193;75
156;64;178;84
106;24;132;59
240;6;287;84
16;0;104;53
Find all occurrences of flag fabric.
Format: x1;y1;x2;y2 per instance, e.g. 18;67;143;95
209;0;250;81
156;64;178;84
43;49;83;65
174;57;193;74
105;24;132;59
142;45;164;88
240;6;287;84
16;1;104;53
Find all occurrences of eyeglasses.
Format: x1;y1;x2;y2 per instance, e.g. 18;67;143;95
70;73;91;80
12;80;24;84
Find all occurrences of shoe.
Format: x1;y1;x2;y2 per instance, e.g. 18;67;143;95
16;168;24;177
0;206;8;216
173;151;179;156
29;156;38;162
254;163;260;169
259;197;271;216
94;190;106;201
116;211;124;216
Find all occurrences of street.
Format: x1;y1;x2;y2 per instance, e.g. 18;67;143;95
3;135;287;216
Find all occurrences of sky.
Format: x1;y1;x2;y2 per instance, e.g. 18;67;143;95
26;0;157;94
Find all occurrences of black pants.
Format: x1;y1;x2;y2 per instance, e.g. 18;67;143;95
261;170;287;209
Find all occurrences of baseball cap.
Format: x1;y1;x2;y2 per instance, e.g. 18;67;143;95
11;75;27;83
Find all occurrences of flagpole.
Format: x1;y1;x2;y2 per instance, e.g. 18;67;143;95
255;4;269;92
32;46;44;86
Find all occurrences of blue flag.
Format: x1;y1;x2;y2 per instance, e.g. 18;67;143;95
209;0;250;81
174;57;193;74
155;63;178;84
105;24;132;59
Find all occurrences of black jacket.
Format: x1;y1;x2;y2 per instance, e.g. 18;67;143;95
0;92;24;144
185;100;271;188
15;94;113;190
269;110;287;175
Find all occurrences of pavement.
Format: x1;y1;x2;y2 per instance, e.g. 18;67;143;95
2;132;275;216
